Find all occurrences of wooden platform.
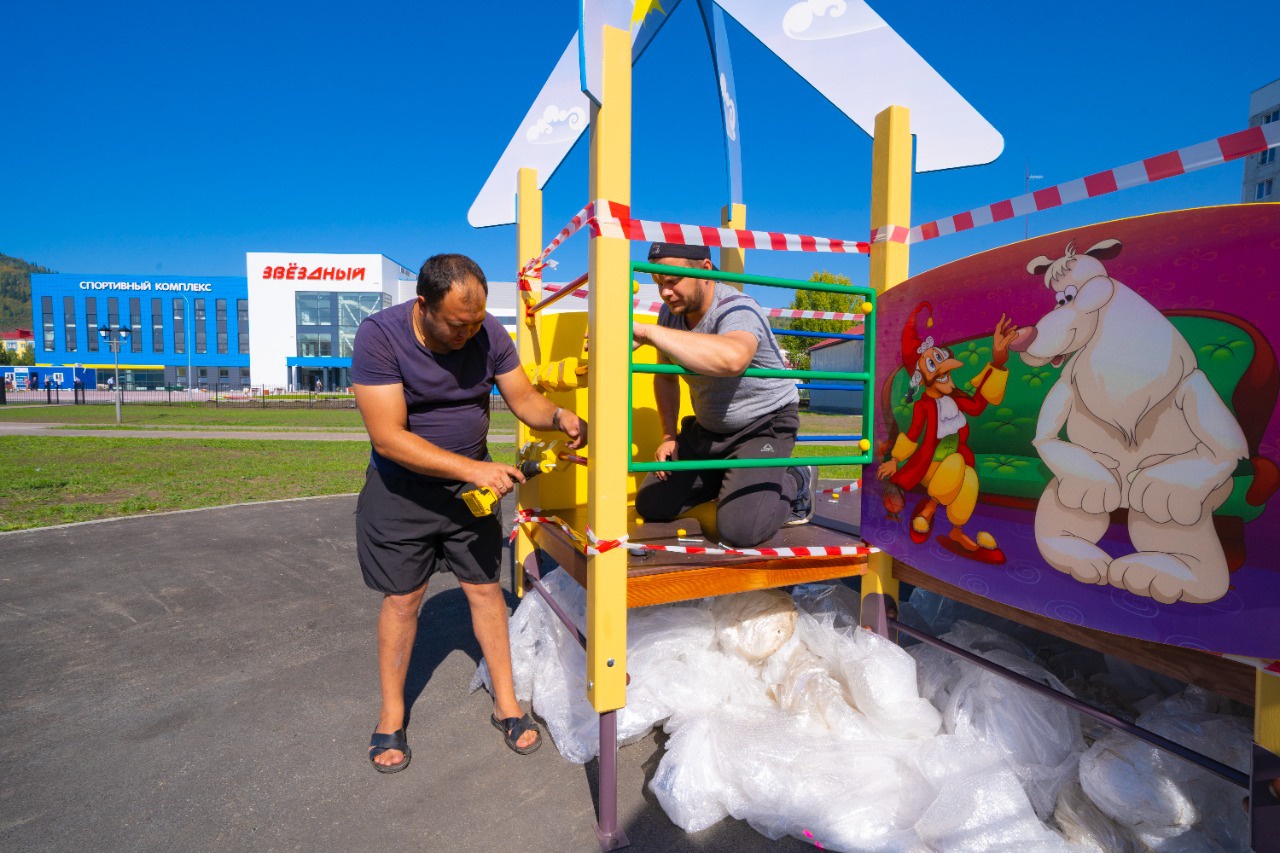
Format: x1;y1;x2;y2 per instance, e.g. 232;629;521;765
522;495;868;608
521;495;1257;705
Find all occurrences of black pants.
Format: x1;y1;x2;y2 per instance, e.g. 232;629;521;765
635;405;799;548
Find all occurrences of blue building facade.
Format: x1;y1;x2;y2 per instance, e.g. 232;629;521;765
29;274;250;389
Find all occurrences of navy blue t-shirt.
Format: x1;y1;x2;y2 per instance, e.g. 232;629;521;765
351;300;519;480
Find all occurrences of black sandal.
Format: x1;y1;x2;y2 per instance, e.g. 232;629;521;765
491;712;542;755
368;729;411;774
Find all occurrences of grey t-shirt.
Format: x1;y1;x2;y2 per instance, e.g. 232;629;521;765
658;282;798;433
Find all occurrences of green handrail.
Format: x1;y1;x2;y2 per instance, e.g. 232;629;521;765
634;363;868;383
634;262;877;299
624;260;876;475
631;455;868;472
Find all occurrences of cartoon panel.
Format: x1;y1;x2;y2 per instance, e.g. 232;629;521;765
863;204;1280;659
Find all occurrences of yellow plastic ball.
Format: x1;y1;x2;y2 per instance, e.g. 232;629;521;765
632;279;640;294
677;528;687;537
859;439;871;451
859;301;874;315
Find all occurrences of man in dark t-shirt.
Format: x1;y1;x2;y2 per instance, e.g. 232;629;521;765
351;253;586;773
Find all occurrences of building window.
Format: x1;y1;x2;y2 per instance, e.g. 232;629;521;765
337;293;387;356
215;298;228;354
297;333;332;357
1258;179;1274;201
63;296;77;352
129;298;142;352
295;292;333;325
1265;109;1280;124
239;367;251;387
173;300;186;354
151;298;164;353
86;297;99;352
41;296;54;351
195;299;207;354
1261;148;1277;167
107;297;119;330
219;368;230;384
237;299;249;354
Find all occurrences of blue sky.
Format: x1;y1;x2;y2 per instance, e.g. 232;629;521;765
4;1;1275;307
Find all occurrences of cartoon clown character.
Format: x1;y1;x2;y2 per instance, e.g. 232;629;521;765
877;302;1018;562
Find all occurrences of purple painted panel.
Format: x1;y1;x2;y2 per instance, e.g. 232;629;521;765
864;204;1280;660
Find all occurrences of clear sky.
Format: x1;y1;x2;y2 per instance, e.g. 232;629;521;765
4;1;1275;307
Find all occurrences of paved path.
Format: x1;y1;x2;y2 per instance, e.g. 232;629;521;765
0;495;808;852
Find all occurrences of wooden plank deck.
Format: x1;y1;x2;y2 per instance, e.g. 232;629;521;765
523;496;869;608
521;495;1256;704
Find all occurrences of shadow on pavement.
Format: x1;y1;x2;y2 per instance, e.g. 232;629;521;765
0;495;808;852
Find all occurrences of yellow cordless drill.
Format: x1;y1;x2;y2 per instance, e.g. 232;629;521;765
461;458;556;517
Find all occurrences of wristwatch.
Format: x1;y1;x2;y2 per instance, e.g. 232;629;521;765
552;407;564;431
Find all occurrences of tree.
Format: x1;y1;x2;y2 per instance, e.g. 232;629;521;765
0;252;53;331
0;343;34;367
777;271;858;371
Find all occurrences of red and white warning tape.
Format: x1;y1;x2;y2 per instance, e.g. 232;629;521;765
592;210;872;256
521;200;629;276
819;480;861;496
542;282;865;323
873;124;1280;246
523;200;872;278
514;509;877;559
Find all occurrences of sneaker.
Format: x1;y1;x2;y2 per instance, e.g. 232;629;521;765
784;465;817;527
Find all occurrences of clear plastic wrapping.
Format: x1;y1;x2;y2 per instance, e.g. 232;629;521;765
474;576;1250;851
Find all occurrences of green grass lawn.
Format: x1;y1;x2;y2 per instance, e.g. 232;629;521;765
0;402;860;530
0;404;368;429
0;437;516;531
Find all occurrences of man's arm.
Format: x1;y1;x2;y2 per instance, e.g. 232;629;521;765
494;366;587;449
650;372;681;480
354;382;525;494
654;373;680;441
632;323;757;377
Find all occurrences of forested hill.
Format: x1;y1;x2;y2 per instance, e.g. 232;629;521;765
0;253;52;331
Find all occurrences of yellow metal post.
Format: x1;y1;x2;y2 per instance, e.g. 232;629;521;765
1260;669;1280;754
720;203;747;285
514;167;543;599
862;105;912;630
585;23;631;713
1255;668;1280;847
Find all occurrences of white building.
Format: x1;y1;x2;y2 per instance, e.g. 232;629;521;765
1242;78;1280;203
245;251;663;391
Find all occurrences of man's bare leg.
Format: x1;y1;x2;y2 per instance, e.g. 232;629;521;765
372;581;428;768
460;580;538;751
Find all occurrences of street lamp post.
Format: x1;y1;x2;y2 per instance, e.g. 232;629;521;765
98;326;130;425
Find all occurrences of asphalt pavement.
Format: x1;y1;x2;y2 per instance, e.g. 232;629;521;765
0;494;810;852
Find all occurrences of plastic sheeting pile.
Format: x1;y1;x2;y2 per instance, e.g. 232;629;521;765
472;574;1251;851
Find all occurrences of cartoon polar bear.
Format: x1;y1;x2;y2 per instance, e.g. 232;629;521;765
1010;239;1248;604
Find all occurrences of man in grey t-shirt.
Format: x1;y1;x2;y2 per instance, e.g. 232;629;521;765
631;243;816;548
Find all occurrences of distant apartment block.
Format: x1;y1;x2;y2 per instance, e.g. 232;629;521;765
1244;78;1280;203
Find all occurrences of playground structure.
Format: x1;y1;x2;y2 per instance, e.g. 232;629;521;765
475;5;1280;850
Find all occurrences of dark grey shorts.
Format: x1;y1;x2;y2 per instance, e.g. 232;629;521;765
355;465;504;595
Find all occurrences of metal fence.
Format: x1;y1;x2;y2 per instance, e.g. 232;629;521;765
0;384;512;411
